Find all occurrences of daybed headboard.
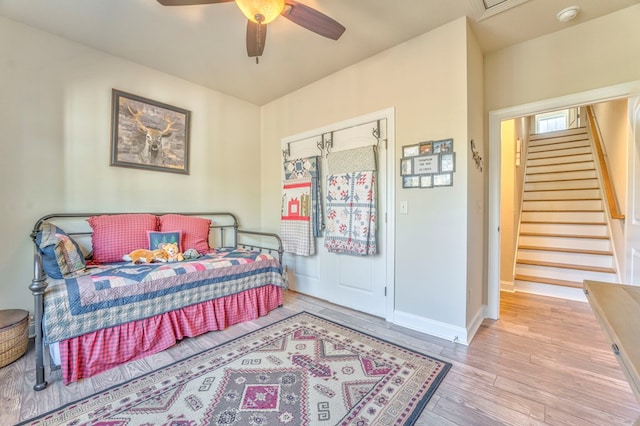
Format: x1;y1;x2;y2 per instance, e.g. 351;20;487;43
29;212;282;263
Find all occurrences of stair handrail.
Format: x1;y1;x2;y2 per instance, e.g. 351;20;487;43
586;105;625;220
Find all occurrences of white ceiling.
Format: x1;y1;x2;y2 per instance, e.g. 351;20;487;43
1;0;638;105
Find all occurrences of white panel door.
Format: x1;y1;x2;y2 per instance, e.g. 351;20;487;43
283;110;392;319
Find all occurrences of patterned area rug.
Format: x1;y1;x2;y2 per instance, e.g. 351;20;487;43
22;312;451;426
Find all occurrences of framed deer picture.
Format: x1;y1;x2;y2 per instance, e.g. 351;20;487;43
110;89;191;174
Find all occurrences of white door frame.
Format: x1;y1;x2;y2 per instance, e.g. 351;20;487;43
487;82;640;319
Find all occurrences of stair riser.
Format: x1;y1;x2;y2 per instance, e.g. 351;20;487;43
529;147;592;160
516;127;619;290
518;235;612;251
528;162;594;175
513;281;587;301
527;153;593;167
520;223;609;236
520;211;605;223
526;170;598;182
529;140;590;153
514;264;617;282
522;200;602;211
524;179;599;191
530;130;588;144
516;250;615;268
523;189;601;201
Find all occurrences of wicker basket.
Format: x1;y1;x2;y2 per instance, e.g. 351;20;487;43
0;309;29;368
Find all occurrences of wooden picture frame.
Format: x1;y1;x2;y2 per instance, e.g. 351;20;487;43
111;89;191;174
402;144;420;157
419;141;433;155
402;175;420;188
420;175;433;188
440;152;456;173
433;173;453;187
433;138;453;154
400;158;413;176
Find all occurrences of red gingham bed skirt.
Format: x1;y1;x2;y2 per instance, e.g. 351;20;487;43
58;284;283;384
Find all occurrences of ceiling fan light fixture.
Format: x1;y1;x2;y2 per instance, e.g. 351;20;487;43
236;0;284;24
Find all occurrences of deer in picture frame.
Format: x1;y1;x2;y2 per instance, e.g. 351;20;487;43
127;105;177;167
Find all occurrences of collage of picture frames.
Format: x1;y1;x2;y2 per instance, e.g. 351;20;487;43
400;138;455;188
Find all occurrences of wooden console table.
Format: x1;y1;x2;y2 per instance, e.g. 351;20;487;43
584;280;640;404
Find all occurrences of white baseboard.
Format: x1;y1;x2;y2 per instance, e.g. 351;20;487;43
394;306;485;346
501;280;515;292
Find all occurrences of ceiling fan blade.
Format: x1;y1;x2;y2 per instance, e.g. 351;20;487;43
281;0;345;40
156;0;233;6
246;20;267;59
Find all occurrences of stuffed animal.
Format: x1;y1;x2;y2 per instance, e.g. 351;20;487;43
159;242;184;262
183;248;201;260
123;248;169;264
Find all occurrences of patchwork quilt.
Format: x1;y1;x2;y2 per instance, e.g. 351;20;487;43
325;171;377;255
43;248;284;344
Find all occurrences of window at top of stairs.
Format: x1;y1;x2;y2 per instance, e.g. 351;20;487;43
535;110;569;133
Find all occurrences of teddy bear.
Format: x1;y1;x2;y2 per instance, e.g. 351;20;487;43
159;242;184;262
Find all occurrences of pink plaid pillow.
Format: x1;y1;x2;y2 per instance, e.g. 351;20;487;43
88;214;159;263
158;214;211;254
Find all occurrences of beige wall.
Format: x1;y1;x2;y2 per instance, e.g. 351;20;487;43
500;120;516;285
499;117;530;287
0;17;262;313
485;4;640;112
593;99;628;213
592;99;629;277
466;21;486;323
262;18;478;332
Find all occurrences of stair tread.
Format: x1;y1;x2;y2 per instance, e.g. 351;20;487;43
520;220;606;225
525;178;599;183
521;209;604;213
527;168;595;175
529;144;590;152
514;274;583;289
517;245;613;256
524;188;600;192
519;232;609;240
516;258;615;273
529;153;594;160
523;198;602;201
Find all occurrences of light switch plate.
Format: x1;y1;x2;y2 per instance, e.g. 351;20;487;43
400;201;408;214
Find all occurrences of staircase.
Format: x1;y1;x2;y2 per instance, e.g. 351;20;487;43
513;127;618;298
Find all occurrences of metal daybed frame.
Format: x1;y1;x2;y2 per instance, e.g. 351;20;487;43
29;211;283;391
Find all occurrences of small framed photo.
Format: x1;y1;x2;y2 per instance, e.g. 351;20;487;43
400;158;413;176
403;144;420;157
433;173;453;187
402;176;420;188
440;152;456;172
433;138;453;154
419;141;433;155
420;175;433;188
413;154;439;175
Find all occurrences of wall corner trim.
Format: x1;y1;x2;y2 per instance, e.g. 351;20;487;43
393;309;484;346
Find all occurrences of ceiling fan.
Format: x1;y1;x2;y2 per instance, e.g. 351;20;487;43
157;0;346;63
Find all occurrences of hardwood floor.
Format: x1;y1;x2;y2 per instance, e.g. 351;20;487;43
2;290;639;425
